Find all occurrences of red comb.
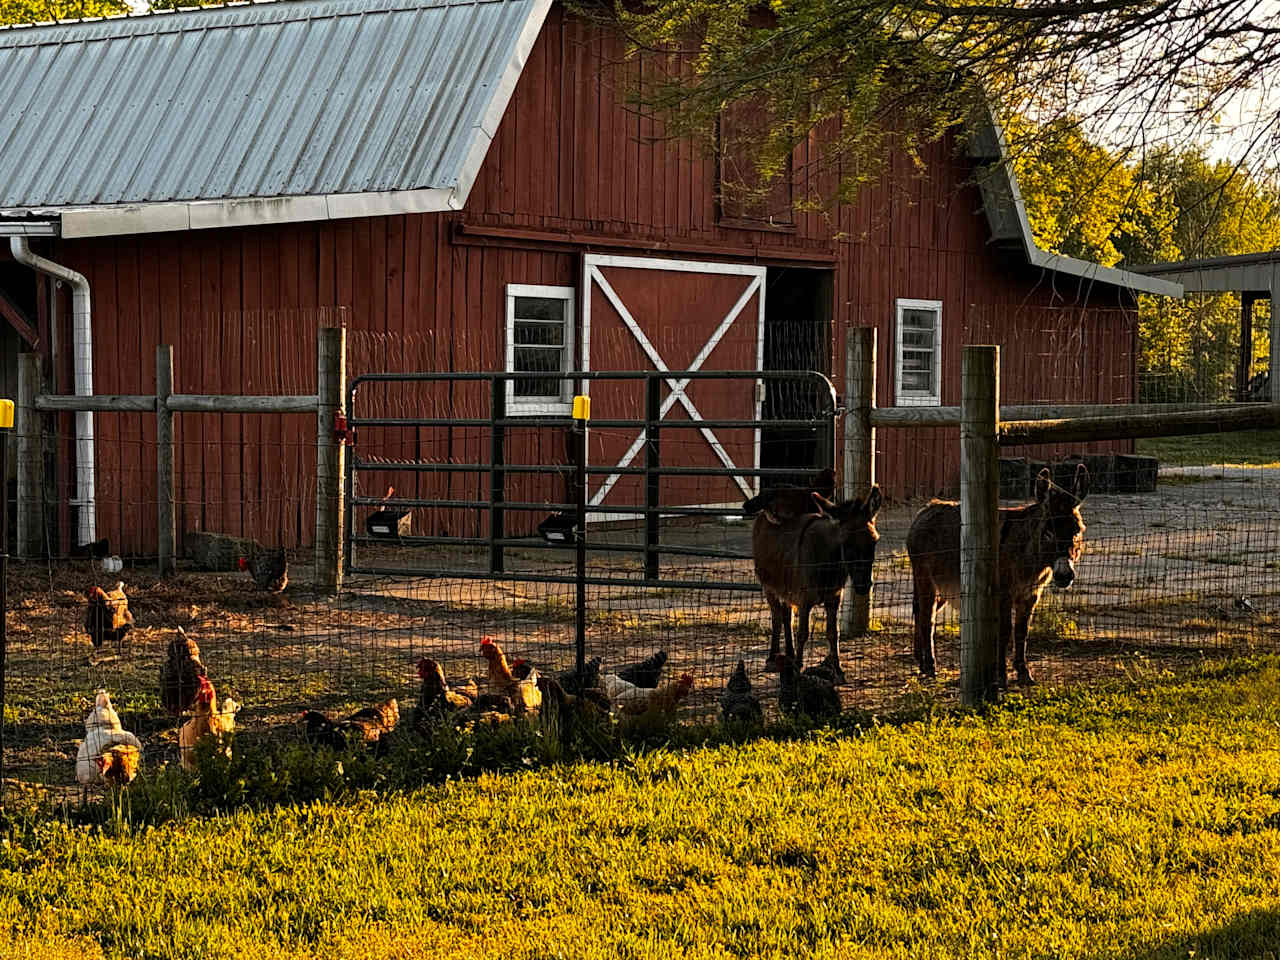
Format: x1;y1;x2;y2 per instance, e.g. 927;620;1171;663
481;636;494;647
237;556;248;570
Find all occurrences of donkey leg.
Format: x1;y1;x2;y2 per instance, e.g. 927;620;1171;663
824;595;846;684
912;579;937;677
765;596;787;670
1013;599;1036;685
795;603;813;667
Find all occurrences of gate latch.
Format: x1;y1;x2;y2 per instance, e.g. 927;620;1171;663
334;411;354;446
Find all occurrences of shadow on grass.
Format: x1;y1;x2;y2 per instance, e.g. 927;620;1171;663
1116;907;1280;960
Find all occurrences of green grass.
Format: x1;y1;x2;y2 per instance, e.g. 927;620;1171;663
5;660;1280;959
1138;429;1280;467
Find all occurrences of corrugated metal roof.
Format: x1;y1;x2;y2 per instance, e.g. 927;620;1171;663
0;0;550;234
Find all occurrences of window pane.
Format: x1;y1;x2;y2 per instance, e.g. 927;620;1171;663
902;328;934;348
902;350;934;372
513;344;563;399
901;370;932;392
515;320;564;347
902;308;936;331
514;296;567;323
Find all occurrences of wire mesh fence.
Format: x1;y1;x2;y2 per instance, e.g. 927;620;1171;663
6;326;1280;804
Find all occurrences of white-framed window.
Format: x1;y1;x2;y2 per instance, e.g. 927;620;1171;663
895;298;942;406
505;284;576;416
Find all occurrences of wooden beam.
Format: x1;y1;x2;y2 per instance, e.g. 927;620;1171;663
167;394;317;414
0;288;38;348
871;401;1242;428
841;326;876;639
315;327;346;594
35;395;156;412
999;404;1280;446
156;346;176;576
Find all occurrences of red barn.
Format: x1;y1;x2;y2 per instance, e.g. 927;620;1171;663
0;0;1179;555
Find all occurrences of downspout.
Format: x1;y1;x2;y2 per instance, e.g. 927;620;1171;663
9;237;96;546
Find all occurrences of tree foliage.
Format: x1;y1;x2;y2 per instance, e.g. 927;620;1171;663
0;0;127;25
615;0;1280;205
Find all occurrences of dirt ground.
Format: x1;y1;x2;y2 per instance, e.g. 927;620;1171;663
5;464;1279;792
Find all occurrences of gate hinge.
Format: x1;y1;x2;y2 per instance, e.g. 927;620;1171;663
334;411;354;446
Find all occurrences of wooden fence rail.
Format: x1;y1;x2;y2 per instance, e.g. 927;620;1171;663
17;331;346;593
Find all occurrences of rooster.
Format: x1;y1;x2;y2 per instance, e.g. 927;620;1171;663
721;660;763;725
777;655;840;721
616;650;668;689
479;637;542;716
84;582;134;650
159;627;207;716
414;657;475;730
75;690;143;788
178;677;239;771
240;545;288;593
303;699;399;754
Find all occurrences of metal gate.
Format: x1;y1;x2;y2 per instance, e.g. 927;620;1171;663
344;369;837;675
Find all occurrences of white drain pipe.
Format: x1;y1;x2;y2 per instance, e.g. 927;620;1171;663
10;236;96;546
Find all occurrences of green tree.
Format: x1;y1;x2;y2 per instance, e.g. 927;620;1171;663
0;0;127;24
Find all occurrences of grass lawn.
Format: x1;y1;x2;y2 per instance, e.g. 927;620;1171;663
1138;428;1280;467
4;661;1280;960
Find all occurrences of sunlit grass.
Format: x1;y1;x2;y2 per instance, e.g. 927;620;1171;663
1138;429;1280;467
4;660;1280;959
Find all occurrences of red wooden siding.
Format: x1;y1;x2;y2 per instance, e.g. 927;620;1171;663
43;5;1137;554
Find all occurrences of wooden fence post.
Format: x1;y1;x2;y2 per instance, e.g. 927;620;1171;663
960;345;1001;705
156;346;176;576
316;326;346;594
16;354;43;558
841;326;876;638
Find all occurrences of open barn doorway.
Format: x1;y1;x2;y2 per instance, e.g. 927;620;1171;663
760;267;833;489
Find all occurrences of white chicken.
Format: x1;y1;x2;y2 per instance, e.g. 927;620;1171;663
601;673;647;708
75;690;143;788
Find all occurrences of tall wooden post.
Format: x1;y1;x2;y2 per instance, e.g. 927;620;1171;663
316;326;346;594
156;346;176;575
841;326;877;638
960;345;1000;705
1270;291;1280;408
16;354;43;558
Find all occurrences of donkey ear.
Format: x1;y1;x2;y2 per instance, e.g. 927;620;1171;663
811;492;836;513
1034;468;1052;502
1073;463;1090;501
863;485;882;518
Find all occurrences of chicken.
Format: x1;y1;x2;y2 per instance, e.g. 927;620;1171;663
803;649;847;687
84;582;134;650
538;675;611;742
178;677;238;771
777;655;840;721
616;650;668;689
414;657;475;730
75;690;143;788
619;673;694;718
511;656;602;696
240;545;288;593
721;660;763;725
159;627;207;716
601;672;644;706
479;637;542;716
303;699;399;753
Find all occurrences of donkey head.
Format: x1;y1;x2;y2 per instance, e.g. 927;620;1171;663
813;486;883;595
1032;465;1088;589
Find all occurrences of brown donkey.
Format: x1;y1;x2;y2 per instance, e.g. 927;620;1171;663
906;465;1088;686
751;487;882;675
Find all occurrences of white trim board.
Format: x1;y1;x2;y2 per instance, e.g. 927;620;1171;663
894;298;943;407
580;253;767;512
504;282;576;417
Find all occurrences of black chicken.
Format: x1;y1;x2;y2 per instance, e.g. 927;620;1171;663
241;546;288;593
616;650;667;689
802;650;847;687
302;699;399;754
777;655;841;721
511;656;602;696
84;582;134;650
720;660;763;725
160;627;208;716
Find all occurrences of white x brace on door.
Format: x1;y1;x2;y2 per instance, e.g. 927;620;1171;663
581;254;766;515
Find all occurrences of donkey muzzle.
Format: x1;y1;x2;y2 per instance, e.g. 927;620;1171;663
1051;557;1075;589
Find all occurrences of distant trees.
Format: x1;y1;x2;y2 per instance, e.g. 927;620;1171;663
0;0;126;24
